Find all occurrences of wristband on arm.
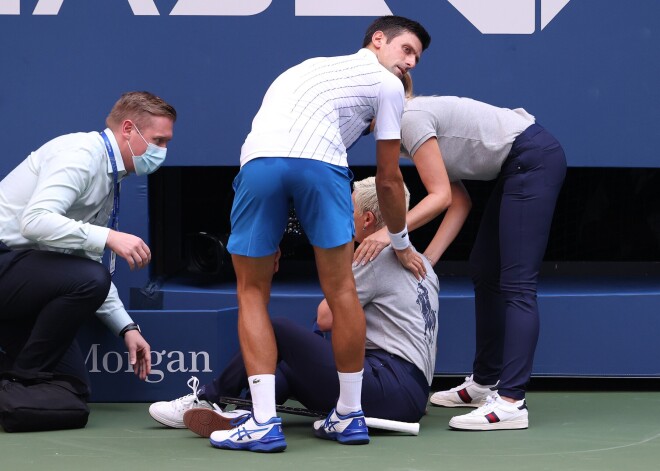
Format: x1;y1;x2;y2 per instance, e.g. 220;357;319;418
388;225;411;251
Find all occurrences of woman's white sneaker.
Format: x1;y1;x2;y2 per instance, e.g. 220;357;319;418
429;375;498;408
448;393;529;431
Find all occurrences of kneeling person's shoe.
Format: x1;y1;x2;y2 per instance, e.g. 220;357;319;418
209;413;287;453
448;394;528;431
148;376;213;428
183;407;250;438
430;374;497;408
313;408;370;445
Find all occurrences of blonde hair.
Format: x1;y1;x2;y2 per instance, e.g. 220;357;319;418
106;91;177;129
353;176;410;229
401;72;414;99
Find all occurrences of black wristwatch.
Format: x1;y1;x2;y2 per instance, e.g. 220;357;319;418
119;322;141;338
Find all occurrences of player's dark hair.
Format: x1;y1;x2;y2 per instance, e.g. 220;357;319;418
362;15;431;51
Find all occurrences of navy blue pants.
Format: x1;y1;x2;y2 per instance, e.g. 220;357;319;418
469;124;566;400
0;246;110;389
200;317;429;423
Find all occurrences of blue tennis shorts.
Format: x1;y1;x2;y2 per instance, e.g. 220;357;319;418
227;157;355;257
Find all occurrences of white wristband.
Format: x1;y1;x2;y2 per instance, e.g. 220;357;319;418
388;225;411;251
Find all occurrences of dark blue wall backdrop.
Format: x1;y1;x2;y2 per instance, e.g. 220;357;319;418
2;0;659;329
1;0;658;171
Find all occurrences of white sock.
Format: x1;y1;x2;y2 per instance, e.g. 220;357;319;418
336;369;363;416
248;374;276;423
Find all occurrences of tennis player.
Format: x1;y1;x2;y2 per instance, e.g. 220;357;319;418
199;15;430;452
149;177;439;441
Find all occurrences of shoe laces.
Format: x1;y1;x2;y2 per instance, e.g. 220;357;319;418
171;376;203;412
469;394;499;415
322;410;341;431
454;375;498;392
449;375;474;392
230;413;252;428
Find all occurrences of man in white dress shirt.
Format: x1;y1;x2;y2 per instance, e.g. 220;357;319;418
210;16;431;452
0;92;176;396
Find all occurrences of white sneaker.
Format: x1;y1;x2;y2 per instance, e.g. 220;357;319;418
448;393;529;431
148;376;213;428
183;406;251;438
429;375;498;408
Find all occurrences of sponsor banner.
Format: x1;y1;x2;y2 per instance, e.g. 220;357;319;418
77;287;660;403
79;302;322;402
78;309;238;402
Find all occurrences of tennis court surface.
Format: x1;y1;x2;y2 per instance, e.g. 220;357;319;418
2;390;659;471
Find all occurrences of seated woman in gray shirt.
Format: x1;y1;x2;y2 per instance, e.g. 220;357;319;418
149;176;439;438
354;74;567;431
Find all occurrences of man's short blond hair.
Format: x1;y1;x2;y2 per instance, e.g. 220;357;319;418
106;91;176;129
353;176;410;230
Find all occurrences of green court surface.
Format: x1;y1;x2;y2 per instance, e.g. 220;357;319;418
2;392;660;471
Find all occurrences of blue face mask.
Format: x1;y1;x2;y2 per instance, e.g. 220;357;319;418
127;124;167;175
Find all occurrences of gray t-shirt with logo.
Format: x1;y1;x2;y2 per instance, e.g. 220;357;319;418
354;246;440;384
400;96;535;182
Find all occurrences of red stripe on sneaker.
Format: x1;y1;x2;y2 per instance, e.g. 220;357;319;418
485;412;500;424
457;388;473;404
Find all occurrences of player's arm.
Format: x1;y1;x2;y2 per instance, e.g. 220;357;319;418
371;75;409;236
375;139;407;234
375;139;426;280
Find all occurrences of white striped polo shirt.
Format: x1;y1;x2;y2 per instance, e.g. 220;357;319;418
240;48;404;168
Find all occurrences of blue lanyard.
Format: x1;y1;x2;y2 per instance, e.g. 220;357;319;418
100;131;120;230
100;131;120;276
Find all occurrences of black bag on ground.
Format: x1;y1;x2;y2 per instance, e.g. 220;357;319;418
0;373;90;432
